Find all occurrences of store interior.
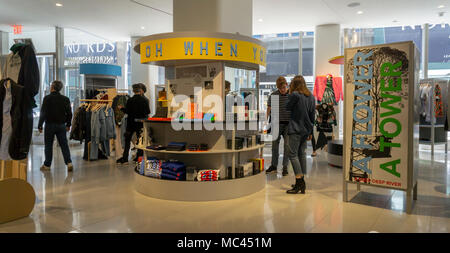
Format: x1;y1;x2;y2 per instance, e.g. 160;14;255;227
0;0;449;233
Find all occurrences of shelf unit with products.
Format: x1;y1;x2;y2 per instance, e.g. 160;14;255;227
133;31;268;201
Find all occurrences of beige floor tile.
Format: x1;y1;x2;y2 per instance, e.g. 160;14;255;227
0;144;448;233
310;202;383;233
0;215;75;233
430;216;450;232
370;209;431;233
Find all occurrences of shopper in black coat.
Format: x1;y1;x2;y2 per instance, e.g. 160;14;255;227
116;83;151;164
38;81;73;172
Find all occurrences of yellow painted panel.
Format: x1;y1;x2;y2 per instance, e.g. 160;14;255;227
140;37;266;66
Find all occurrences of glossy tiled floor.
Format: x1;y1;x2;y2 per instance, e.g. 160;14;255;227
0;140;449;233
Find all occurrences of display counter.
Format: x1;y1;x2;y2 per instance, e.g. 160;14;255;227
133;31;267;201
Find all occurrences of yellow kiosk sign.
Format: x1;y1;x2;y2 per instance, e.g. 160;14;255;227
140;37;266;66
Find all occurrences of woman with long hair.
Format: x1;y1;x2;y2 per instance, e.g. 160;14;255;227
286;75;315;194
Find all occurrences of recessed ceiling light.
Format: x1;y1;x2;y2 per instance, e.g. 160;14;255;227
55;3;63;7
141;26;145;30
357;11;364;15
438;5;445;9
347;2;360;8
258;18;263;22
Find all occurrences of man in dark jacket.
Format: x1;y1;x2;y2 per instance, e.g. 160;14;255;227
116;83;151;164
38;81;73;172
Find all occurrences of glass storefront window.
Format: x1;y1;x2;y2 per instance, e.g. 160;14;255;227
344;25;423;76
428;23;450;77
344;26;422;51
258;34;300;83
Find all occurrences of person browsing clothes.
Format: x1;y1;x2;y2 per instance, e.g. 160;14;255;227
38;80;73;172
286;75;315;194
116;83;150;164
266;76;291;176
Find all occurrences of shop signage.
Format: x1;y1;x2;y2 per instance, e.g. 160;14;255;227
343;41;418;191
140;37;266;66
64;42;117;66
12;25;23;35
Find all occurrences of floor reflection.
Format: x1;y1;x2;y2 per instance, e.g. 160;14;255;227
0;141;448;232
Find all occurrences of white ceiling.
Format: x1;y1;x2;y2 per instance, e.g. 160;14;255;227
253;0;450;34
0;0;173;41
1;0;450;41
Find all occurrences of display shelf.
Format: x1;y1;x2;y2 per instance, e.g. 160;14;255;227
133;31;266;201
142;119;260;124
138;144;265;154
134;172;265;201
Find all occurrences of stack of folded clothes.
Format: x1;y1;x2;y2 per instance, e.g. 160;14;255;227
199;143;209;151
161;161;186;180
187;144;199;151
197;169;220;181
142;157;162;178
147;144;166;150
166;142;187;151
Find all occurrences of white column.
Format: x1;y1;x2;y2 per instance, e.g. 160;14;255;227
116;41;128;89
173;0;252;35
55;27;64;81
131;36;160;114
148;65;159;115
314;24;341;77
314;24;341;138
422;23;429;79
131;37;150;86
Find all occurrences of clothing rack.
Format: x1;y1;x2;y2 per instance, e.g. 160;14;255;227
80;99;113;102
419;78;449;156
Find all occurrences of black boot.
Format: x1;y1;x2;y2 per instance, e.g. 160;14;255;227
290;177;306;194
287;178;301;194
299;177;306;194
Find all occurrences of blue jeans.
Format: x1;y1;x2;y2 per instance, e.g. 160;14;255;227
271;123;289;168
44;123;72;166
287;134;307;176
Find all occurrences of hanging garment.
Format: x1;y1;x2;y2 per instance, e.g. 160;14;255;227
112;95;129;126
70;105;87;142
435;84;444;118
90;110;100;160
105;107;116;140
2;53;21;83
419;85;430;119
313;76;343;103
2;45;39;160
321;78;337;105
314;103;336;150
0;79;29;160
315;103;336;132
0;81;13;160
425;85;434;123
83;111;92;160
17;45;40;102
316;131;329;150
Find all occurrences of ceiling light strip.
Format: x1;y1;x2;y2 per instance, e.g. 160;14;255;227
130;0;173;16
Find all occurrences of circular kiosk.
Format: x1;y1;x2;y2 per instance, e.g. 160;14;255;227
133;32;267;201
